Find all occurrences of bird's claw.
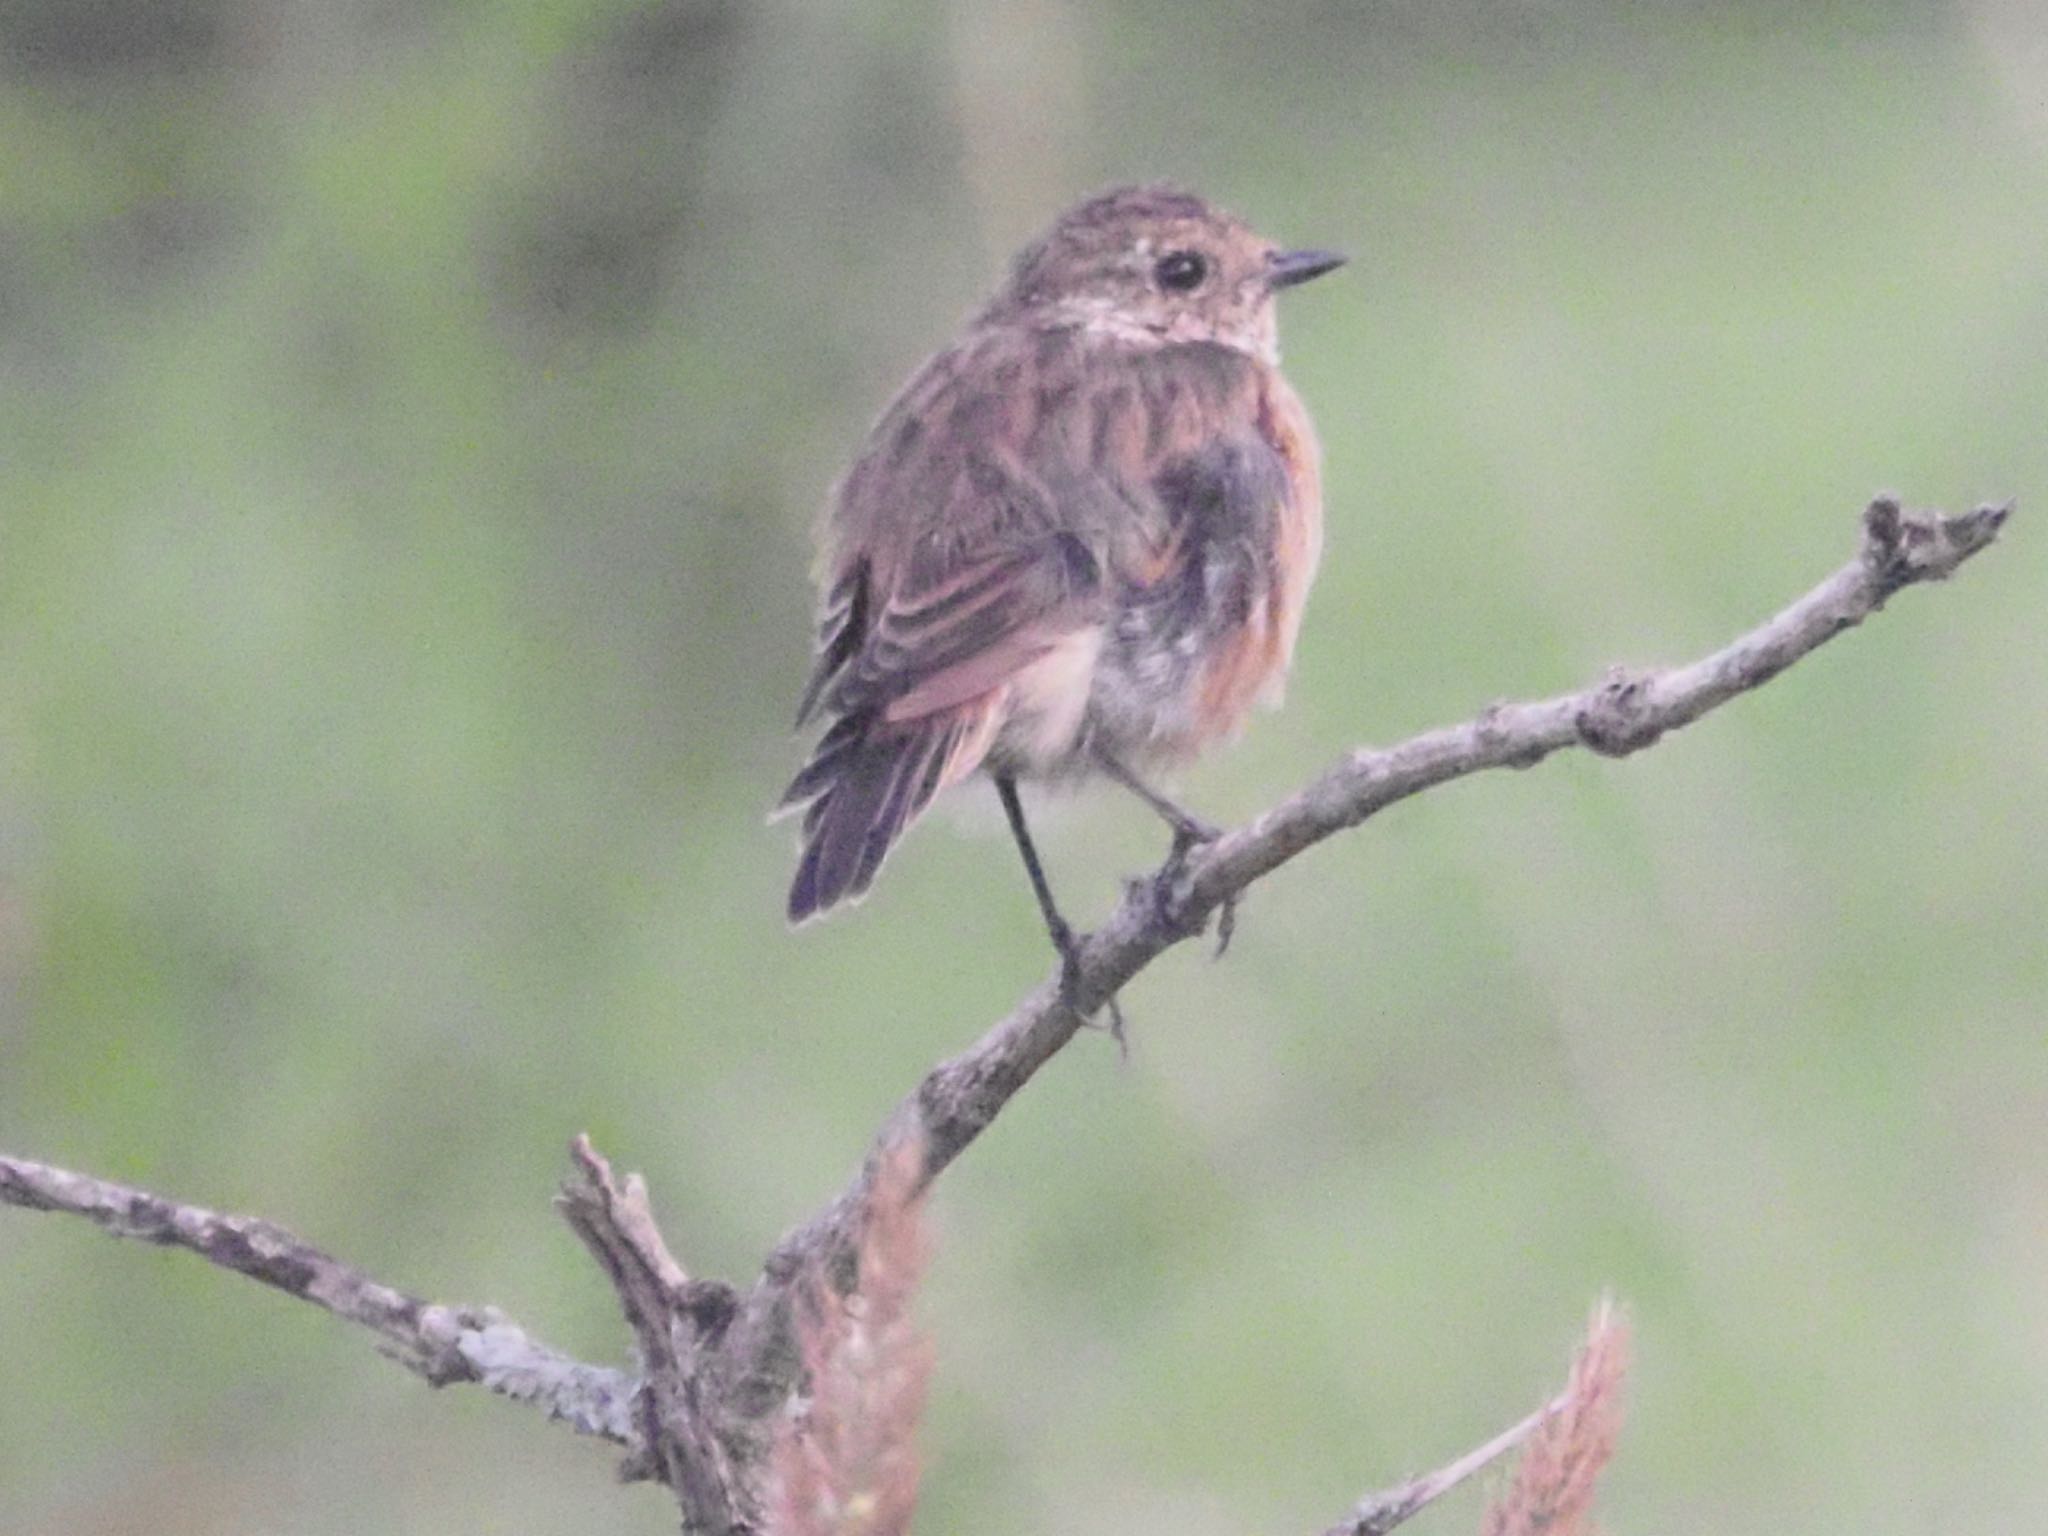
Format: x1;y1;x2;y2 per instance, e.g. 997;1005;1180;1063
1151;818;1233;954
1051;919;1128;1055
1212;892;1238;958
1167;813;1223;857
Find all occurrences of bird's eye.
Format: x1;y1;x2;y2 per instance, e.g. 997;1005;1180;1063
1154;250;1208;292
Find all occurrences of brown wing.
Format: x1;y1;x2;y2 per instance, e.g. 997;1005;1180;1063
782;329;1275;922
780;542;1101;922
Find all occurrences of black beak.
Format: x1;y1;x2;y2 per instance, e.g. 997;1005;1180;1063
1267;248;1348;290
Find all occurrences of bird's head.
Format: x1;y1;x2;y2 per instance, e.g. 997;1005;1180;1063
986;183;1345;360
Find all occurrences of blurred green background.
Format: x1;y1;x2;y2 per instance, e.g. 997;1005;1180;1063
2;2;2044;1532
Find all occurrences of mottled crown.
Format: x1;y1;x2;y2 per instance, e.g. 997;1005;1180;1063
1002;183;1255;307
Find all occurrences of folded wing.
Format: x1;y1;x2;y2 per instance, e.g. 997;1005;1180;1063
781;528;1100;923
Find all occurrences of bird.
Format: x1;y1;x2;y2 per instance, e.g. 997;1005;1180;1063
778;183;1343;1022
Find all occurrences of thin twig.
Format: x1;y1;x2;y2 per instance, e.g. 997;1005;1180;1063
0;1152;642;1448
1325;1395;1564;1536
558;1137;743;1514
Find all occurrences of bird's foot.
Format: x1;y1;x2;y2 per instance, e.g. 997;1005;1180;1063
1150;818;1237;956
1213;890;1239;958
1049;915;1127;1055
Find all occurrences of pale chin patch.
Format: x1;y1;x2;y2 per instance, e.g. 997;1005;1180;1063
1041;294;1281;363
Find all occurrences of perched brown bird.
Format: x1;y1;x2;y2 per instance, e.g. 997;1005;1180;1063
780;184;1342;1011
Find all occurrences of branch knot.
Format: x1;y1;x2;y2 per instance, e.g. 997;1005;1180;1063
1574;667;1663;758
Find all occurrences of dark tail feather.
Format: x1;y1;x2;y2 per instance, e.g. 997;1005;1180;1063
775;713;865;815
794;560;870;728
786;717;959;924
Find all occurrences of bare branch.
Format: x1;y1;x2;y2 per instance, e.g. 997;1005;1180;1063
0;1152;642;1448
558;1137;744;1517
1325;1397;1562;1536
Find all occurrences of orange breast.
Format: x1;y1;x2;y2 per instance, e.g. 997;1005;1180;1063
1187;368;1324;745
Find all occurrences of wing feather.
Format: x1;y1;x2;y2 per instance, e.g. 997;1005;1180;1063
783;329;1279;920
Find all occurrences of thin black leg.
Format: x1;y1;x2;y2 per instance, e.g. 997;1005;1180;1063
1093;752;1220;845
1093;751;1238;957
994;774;1125;1043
